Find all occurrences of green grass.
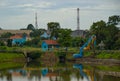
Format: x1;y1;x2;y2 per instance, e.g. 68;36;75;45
0;53;24;62
96;51;120;60
1;46;120;60
0;62;24;70
95;65;120;72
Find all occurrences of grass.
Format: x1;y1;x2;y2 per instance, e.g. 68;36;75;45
0;46;120;60
0;53;24;62
96;51;120;60
0;62;24;70
95;65;120;72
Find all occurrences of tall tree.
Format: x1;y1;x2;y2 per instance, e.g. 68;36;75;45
27;24;35;31
58;29;72;47
47;22;61;38
90;16;119;49
47;22;60;32
90;20;106;44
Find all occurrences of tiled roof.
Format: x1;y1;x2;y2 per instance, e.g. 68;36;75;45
44;40;59;45
10;34;22;39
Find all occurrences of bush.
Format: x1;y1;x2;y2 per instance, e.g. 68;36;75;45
0;41;5;46
28;51;42;60
0;46;7;50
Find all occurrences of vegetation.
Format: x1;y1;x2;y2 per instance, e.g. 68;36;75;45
90;15;120;50
0;62;24;70
96;51;120;59
83;50;120;60
0;52;24;62
0;32;13;38
0;15;120;60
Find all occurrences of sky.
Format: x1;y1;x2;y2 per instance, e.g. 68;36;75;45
0;0;120;30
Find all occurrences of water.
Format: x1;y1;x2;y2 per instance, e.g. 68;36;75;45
0;61;120;81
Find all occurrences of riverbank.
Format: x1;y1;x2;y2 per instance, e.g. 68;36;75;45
0;46;120;64
0;53;25;62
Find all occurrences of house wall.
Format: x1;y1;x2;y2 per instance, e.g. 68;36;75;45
12;37;26;45
42;42;48;51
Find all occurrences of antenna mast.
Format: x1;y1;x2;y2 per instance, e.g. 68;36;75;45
77;8;80;30
35;12;38;29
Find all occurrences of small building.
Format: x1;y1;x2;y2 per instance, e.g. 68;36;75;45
41;40;59;51
10;34;26;46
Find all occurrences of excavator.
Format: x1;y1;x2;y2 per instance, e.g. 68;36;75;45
73;35;96;58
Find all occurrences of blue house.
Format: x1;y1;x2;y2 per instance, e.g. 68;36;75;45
41;40;59;51
10;34;26;46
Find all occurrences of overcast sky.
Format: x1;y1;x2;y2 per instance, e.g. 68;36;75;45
0;0;120;30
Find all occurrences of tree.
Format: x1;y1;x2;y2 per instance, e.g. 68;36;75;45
58;29;72;47
90;20;106;44
90;16;119;49
108;15;120;25
0;32;13;38
47;22;60;32
30;29;46;37
47;22;61;38
72;37;85;47
27;24;35;31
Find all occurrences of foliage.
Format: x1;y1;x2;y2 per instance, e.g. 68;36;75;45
47;22;60;32
0;41;5;46
28;51;42;60
30;29;45;37
71;37;86;47
25;37;41;47
27;24;35;30
7;39;12;47
58;29;72;47
0;46;7;50
90;15;120;49
0;32;13;38
96;51;120;59
47;22;61;38
107;15;120;25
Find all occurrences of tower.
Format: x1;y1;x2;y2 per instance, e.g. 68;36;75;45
35;12;38;29
77;8;80;30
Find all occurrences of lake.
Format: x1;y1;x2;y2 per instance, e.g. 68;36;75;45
0;61;120;81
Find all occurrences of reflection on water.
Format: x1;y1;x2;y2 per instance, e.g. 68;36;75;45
0;61;120;81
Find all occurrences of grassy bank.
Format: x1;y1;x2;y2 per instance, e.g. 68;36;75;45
84;50;120;60
0;46;120;60
0;62;24;70
0;53;25;62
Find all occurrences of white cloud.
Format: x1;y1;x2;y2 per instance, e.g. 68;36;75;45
14;4;33;8
36;1;56;8
11;1;55;9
